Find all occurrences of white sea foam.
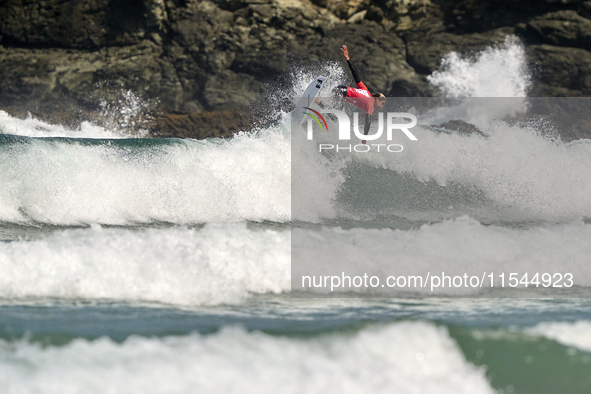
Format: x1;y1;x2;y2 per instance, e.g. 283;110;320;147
0;224;290;305
3;109;591;225
293;217;591;295
0;90;153;138
0;110;138;139
422;36;531;129
0;121;292;224
428;36;531;98
331;120;591;220
5;216;589;303
527;321;591;353
290;61;349;101
0;322;495;394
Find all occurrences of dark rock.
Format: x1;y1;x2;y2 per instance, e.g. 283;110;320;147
0;0;591;140
406;27;516;75
436;119;485;136
315;0;368;20
150;110;255;138
0;0;160;48
527;44;591;96
439;0;585;33
0;40;183;111
374;0;444;32
304;21;418;94
389;78;434;96
203;70;262;111
518;10;591;49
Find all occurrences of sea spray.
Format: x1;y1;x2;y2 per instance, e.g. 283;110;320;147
428;36;531;98
0;110;130;139
340;118;591;220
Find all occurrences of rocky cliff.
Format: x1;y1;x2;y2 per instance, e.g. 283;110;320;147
1;0;590;138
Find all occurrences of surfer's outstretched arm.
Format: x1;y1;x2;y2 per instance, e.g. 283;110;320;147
341;45;362;84
360;113;372;144
364;113;371;135
347;60;362;84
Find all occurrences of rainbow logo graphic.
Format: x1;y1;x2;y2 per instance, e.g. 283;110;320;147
302;107;328;131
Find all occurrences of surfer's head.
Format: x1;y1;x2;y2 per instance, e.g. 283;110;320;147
373;93;386;109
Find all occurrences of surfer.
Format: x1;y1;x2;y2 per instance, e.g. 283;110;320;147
316;45;386;144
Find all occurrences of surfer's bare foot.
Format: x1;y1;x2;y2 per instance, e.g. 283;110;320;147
314;97;326;109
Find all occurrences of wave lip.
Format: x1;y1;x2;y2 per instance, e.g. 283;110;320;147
527;321;591;353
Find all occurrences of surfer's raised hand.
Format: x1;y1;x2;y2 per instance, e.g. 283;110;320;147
341;45;350;61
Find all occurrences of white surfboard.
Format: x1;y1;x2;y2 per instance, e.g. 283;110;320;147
291;76;328;130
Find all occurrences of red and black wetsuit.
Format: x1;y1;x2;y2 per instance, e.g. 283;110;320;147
333;59;374;136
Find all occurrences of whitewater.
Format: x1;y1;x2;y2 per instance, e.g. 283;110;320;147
1;36;590;393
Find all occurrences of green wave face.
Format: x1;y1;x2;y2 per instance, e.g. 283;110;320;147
450;326;591;394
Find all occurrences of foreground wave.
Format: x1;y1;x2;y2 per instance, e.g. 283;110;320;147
2;319;590;394
0;321;495;394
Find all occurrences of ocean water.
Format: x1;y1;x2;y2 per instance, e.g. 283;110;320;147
0;37;590;393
